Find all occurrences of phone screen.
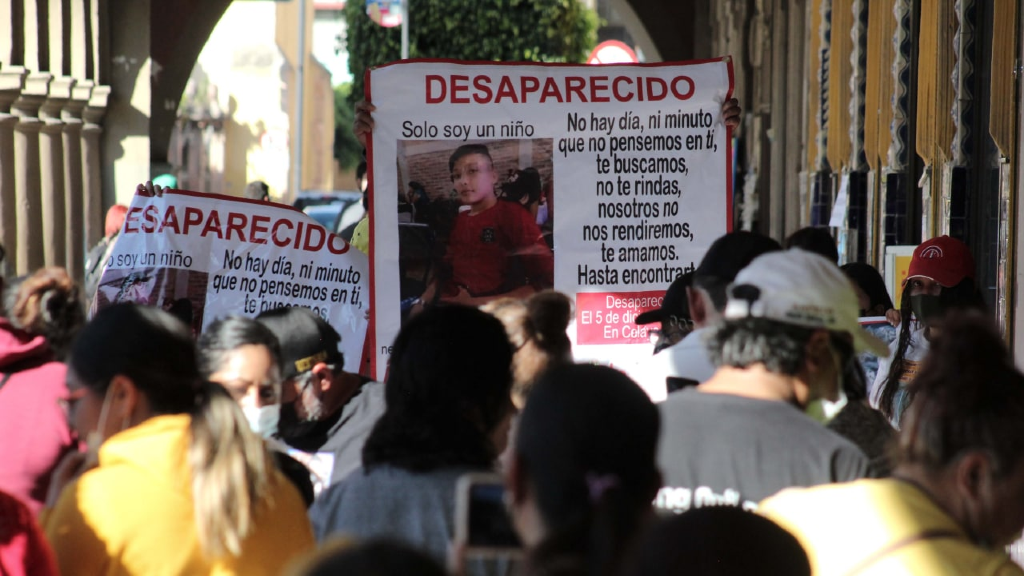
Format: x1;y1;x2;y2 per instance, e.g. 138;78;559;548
467;483;521;548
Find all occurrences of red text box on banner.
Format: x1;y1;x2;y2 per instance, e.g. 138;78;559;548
576;290;664;345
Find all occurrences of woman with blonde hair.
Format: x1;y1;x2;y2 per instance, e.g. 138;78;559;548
482;290;572;407
44;304;313;575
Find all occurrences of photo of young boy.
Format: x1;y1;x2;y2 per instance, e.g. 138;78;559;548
396;139;554;317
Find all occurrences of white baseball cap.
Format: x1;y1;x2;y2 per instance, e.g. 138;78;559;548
723;249;890;356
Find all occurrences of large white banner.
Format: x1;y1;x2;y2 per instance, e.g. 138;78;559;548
367;59;733;393
94;189;369;373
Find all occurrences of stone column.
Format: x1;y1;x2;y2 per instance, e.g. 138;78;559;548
0;67;28;279
767;0;789;240
39;76;75;269
63;81;92;281
81;85;109;249
11;72;52;275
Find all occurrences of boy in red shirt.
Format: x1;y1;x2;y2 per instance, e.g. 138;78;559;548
436;144;553;305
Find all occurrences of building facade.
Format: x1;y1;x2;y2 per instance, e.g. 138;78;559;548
170;0;336;202
695;0;1022;352
0;0;110;279
3;0;1023;354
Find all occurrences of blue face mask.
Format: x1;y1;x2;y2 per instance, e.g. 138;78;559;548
242;404;280;438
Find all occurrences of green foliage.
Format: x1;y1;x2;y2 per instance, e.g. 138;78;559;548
343;0;600;106
334;83;362;169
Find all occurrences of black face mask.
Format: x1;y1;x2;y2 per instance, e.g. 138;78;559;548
275;402;321;444
653;336;675;355
910;294;943;324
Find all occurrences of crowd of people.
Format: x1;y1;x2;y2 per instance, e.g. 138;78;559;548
0;95;1023;576
2;221;1022;576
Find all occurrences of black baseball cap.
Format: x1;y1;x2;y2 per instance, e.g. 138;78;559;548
255;306;343;379
636;272;693;326
694;231;782;285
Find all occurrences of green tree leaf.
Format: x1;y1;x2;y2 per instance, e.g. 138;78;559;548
333;83;362;169
343;0;599;108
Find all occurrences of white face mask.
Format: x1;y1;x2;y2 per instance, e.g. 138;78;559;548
242;404;280;438
84;384;119;466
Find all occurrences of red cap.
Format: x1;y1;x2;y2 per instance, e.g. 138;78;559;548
904;236;975;288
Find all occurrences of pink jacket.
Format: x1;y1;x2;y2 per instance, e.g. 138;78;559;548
0;318;75;514
0;489;58;576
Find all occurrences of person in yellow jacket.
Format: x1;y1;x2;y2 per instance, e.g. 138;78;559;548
43;304;315;576
759;314;1024;576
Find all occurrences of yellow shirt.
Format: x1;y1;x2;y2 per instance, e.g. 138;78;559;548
760;479;1024;576
351;217;369;254
43;414;314;576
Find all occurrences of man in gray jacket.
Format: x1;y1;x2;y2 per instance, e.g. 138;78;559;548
656;250;885;512
257;306;385;494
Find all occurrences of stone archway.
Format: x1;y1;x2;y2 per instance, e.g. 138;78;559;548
623;0;710;62
148;0;232;167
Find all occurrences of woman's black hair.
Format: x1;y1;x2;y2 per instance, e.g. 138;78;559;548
166;298;194;329
515;364;660;576
197;316;283;380
361;305;513;472
878;277;986;421
625;508;810;576
841;262;894;313
294;538;447;576
70;303;199;413
784;227;838;263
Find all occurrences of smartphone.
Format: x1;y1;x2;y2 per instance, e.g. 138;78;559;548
455;473;523;559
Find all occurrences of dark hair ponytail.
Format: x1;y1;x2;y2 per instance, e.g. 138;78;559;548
526;290;572;359
527;481;646;576
879;289;913;420
516;364;659;576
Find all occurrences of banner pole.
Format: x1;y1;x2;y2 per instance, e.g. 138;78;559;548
292;0;308;201
400;1;409;59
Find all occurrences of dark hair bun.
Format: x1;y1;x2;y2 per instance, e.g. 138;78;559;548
6;267;84;359
526;290;572;350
